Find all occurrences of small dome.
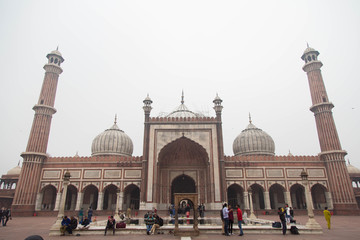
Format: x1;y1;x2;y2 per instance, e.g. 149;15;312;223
347;163;360;176
6;165;21;175
166;91;204;118
91;122;133;157
166;104;202;118
50;49;62;57
301;46;319;60
233;121;275;156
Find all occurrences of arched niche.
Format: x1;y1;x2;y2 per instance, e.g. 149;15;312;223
269;183;285;210
103;184;118;210
124;184;140;210
82;184;99;210
227;184;244;209
41;184;57;210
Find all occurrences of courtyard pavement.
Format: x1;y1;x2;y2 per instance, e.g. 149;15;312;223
0;214;359;240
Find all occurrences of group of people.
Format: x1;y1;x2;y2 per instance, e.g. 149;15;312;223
60;216;79;236
144;211;164;235
221;203;244;236
0;207;11;226
277;204;295;235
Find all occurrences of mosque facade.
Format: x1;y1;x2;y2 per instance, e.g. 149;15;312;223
4;47;360;216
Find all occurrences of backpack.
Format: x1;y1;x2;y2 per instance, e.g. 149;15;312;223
290;226;299;235
272;222;281;228
159;217;163;226
116;222;126;228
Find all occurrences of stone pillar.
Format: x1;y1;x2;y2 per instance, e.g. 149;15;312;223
75;192;83;211
114;190;121;221
51;171;71;231
264;191;271;210
325;191;334;210
248;188;256;219
284;191;292;208
35;192;43;211
301;171;321;229
243;192;249;210
54;192;62;211
97;192;104;210
119;191;124;211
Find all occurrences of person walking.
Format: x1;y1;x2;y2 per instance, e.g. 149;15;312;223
222;203;230;236
278;207;286;235
87;207;93;222
323;207;331;230
236;204;244;236
78;208;84;224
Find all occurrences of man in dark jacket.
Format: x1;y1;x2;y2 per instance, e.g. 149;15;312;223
278;207;286;235
104;216;116;235
67;216;78;235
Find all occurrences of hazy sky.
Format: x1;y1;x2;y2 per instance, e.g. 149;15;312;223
0;0;359;176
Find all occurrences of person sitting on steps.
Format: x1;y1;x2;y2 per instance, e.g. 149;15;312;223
104;216;116;236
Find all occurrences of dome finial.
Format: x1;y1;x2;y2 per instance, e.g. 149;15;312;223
181;90;184;104
114;114;117;124
306;42;309;48
56;45;59;51
249;112;252;124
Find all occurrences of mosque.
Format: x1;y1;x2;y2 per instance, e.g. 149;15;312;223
1;46;360;216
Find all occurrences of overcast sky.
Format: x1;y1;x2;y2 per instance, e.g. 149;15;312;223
0;0;359;176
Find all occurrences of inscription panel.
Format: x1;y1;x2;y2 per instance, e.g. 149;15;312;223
266;169;284;177
84;170;101;179
246;169;263;178
104;170;122;179
308;169;325;178
68;170;81;179
287;169;304;178
124;170;141;178
43;170;61;179
226;169;243;178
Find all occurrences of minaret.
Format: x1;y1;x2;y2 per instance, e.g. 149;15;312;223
12;49;64;215
213;94;226;202
301;46;357;211
140;94;152;205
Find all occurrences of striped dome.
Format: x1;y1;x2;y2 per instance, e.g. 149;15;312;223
91;123;133;157
233;122;275;156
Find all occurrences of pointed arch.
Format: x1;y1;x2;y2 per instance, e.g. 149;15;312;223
269;183;285;210
65;185;78;211
290;183;306;209
82;184;99;210
171;174;196;204
158;136;209;166
227;184;244;209
103;184;118;210
40;184;57;210
249;183;265;210
124;184;140;210
311;183;328;210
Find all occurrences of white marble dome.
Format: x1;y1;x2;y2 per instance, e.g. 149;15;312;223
233;121;275;156
91;122;133;157
6;165;21;175
347;163;360;175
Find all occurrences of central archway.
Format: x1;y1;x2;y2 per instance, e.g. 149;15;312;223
171;174;196;204
157;136;210;205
